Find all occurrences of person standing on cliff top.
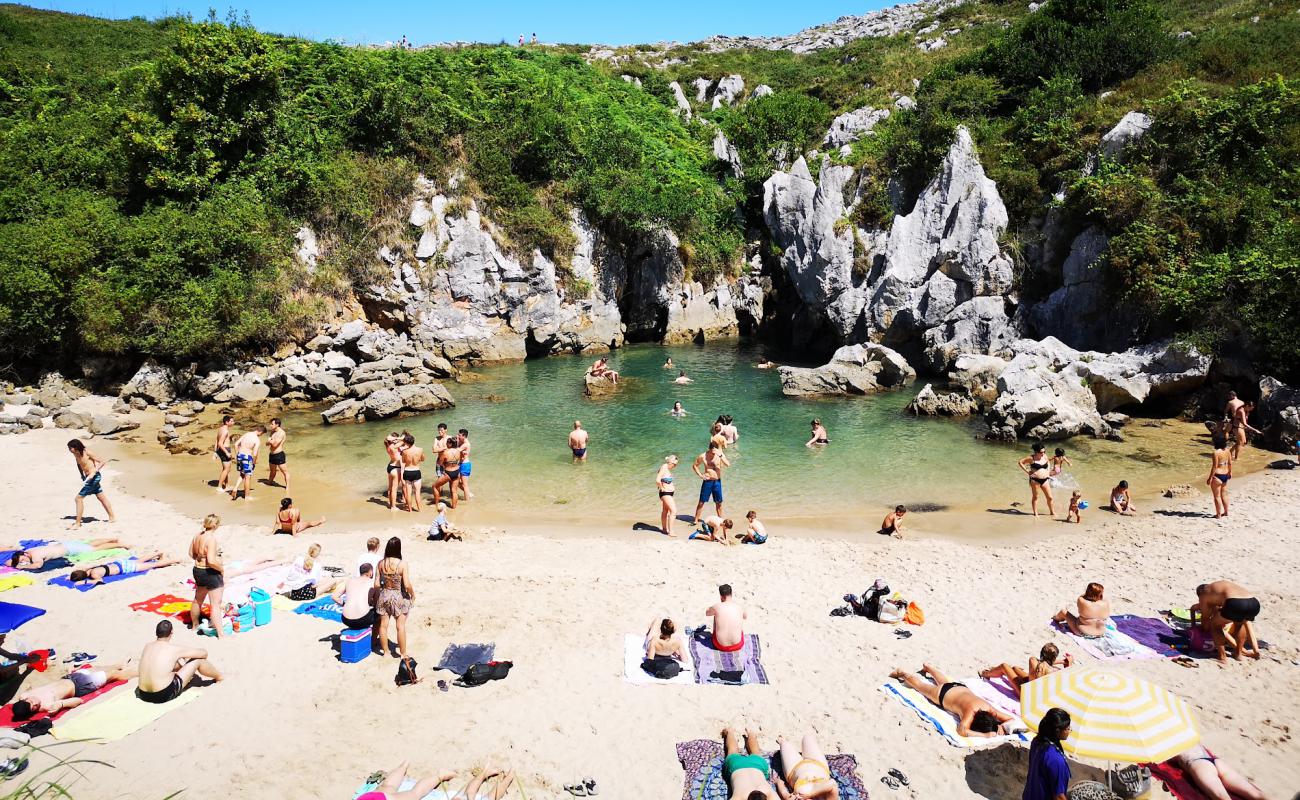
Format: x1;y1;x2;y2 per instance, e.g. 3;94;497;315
266;418;289;493
229;425;265;501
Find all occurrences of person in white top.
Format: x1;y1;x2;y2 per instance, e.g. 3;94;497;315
356;537;381;576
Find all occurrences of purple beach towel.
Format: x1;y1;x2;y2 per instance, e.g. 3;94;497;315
687;627;769;685
676;739;867;800
1112;615;1185;658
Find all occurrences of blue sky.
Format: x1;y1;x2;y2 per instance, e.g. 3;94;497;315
20;0;894;45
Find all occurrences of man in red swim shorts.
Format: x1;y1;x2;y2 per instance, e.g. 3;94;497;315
707;583;747;652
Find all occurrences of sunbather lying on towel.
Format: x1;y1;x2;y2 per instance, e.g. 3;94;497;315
720;727;838;800
721;726;777;800
979;643;1072;698
889;663;1017;738
358;762;513;800
1169;745;1272;800
9;661;136;720
137;620;222;704
9;538;129;570
68;551;182;586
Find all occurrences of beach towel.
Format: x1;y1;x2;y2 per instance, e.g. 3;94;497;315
128;593;193;620
0;574;34;593
1051;619;1161;661
351;780;493;800
271;594;302;612
1112;615;1186;658
0;601;46;634
879;678;1030;748
624;634;695;686
292;596;343;623
50;681;200;742
0;674;126;728
436;643;495;676
675;739;869;800
177;563;293;606
1147;753;1215;800
47;570;146;593
65;548;128;565
686;627;769;685
0;541;69;574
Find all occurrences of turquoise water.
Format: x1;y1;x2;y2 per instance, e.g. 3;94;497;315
272;342;1218;527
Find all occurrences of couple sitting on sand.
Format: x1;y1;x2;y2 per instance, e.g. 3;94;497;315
641;583;746;677
722;727;840;799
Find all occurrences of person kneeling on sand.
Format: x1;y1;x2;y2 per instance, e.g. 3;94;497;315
333;563;378;632
691;515;733;543
1109;480;1135;515
979;643;1072;698
1193;580;1261;663
137;620;222;704
427;502;463;541
879;505;906;538
739;511;767;544
889;663;1018;738
9;661;137;721
706;584;746;652
1053;582;1110;638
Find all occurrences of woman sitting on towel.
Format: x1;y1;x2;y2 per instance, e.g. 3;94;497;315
69;551;182;586
644;618;686;662
1052;582;1110;638
979;643;1072;698
277;543;337;601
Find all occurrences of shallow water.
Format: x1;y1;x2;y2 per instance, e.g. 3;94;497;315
267;341;1225;528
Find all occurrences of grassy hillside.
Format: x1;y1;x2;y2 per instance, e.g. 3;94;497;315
0;0;1297;379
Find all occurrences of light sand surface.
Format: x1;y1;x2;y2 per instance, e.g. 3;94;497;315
0;411;1297;800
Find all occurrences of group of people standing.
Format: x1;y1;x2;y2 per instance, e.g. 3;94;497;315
383;423;474;513
213;415;290;500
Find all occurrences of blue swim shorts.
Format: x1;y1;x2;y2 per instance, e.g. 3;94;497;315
699;479;723;504
236;453;255;476
78;472;103;497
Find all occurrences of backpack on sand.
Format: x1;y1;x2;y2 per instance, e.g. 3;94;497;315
460;660;513;687
395;656;419;686
641;655;682;680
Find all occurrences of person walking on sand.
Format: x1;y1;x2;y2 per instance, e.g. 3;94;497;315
375;537;415;659
805;418;829;447
9;537;128;571
189;514;227;638
273;497;324;536
229;425;265;501
399;433;425;513
1208;434;1233;518
1019;443;1056;518
1231;401;1261;461
657;455;679;537
706;583;746;652
214;414;235;492
569;421;589;462
137;619;222;704
879;505;907;538
266;418;289;492
1193;580;1262;663
1053;582;1109;638
692;443;730;523
384;432;406;510
1109;480;1135;515
67;439;116;529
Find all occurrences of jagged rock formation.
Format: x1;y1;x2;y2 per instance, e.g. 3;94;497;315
1256;377;1300;452
778;343;915;396
906;383;979;416
822;106;890;149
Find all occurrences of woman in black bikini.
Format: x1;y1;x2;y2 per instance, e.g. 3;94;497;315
189;514;226;639
273;497;325;536
1018;443;1056;518
1207;434;1233;519
656;455;679;537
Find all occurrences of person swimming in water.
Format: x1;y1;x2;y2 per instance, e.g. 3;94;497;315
663;356;674;369
754;358;776;369
674;371;693;385
670;401;686;418
805;419;829;447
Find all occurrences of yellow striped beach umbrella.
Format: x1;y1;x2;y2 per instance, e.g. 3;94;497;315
1020;667;1200;763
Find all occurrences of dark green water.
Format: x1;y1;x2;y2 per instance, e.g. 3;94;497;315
272;342;1215;526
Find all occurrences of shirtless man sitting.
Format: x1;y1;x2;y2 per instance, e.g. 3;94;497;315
706;584;746;652
8;661;137;721
889;663;1018;738
1193;580;1262;662
8;537;128;570
979;643;1072;698
333;563;378;632
1053;582;1110;638
137;620;222;703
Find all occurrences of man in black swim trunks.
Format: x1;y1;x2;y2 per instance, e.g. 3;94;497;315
1194;580;1262;663
266;417;289;492
214;415;235;492
137;620;223;704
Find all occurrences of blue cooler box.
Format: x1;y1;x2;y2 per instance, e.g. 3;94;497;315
340;628;371;663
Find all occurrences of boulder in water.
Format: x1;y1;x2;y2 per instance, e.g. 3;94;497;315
778;344;915;397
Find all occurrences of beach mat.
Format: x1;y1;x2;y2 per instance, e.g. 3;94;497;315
48;570;146;592
0;601;46;634
436;643;495;676
1113;615;1186;658
879;678;1030;748
0;674;126;728
293;596;343;623
0;574;34;593
65;548;128;565
128;593;193;621
624;634;695;686
1148;754;1214;800
51;681;199;742
176;563;292;606
675;739;869;800
687;628;768;685
1051;619;1161;661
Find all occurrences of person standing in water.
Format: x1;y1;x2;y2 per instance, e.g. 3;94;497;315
674;371;693;385
805;419;829;447
719;415;739;446
229;425;265;501
1208;434;1233;518
692;443;730;523
384;432;406;511
1231;401;1261;461
214;415;235;492
266;418;289;492
663;356;674;370
399;433;425;513
67;439;115;529
569;421;589;462
1018;443;1056;518
656;455;678;537
457;428;475;500
433;436;464;509
670;401;686;418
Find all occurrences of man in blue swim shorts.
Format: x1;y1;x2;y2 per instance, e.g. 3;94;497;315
692;442;730;523
67;439;115;529
228;425;266;501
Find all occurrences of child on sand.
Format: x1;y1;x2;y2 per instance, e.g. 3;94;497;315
427;503;463;541
1109;481;1135;515
1068;491;1083;523
739;511;767;544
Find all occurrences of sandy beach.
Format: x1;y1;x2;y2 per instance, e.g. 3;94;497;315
1;401;1297;800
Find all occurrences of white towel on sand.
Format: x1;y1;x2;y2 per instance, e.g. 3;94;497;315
624;633;695;685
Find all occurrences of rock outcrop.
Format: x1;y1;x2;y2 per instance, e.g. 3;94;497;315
822;106;890;149
778;343;915;397
1075;341;1212;413
120;361;180;405
906;383;979;416
985;350;1109;441
1257;376;1300;452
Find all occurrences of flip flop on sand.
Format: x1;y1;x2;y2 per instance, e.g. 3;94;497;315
1;758;30;780
894;629;913;639
888;768;909;786
584;777;599;795
1172;656;1199;669
881;775;899;790
437;679;449;692
563;782;588;796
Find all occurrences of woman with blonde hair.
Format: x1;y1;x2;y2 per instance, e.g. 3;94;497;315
656;455;679;537
189;514;227;638
280;542;338;601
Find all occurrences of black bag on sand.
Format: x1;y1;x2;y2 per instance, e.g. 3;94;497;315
709;669;744;684
461;660;513;687
395;656;419;686
641;655;682;680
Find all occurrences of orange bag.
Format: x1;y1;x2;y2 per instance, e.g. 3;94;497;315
904;602;925;626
